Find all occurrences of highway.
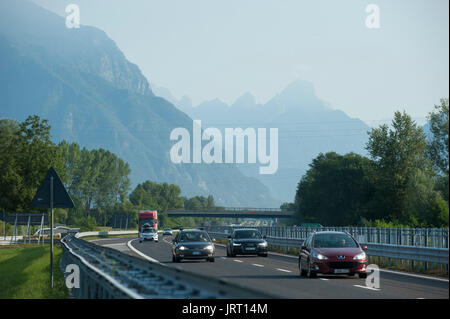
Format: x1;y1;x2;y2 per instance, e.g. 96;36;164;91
90;236;449;299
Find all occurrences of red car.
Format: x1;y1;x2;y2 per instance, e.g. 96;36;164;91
299;231;368;278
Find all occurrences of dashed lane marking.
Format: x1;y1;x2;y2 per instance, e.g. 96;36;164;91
353;285;380;291
276;268;292;273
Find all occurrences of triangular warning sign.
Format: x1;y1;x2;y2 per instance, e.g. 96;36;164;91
31;167;75;209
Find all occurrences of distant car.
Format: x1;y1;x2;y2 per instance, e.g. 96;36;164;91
298;231;368;278
139;226;158;243
171;229;215;262
226;228;268;257
163;228;173;236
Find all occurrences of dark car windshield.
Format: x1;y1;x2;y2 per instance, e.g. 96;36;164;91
234;230;262;239
313;233;358;248
178;232;210;242
143;228;155;233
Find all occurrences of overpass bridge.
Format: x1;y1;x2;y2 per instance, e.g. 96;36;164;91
166;208;295;219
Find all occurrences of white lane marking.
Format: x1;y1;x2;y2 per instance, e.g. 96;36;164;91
276;268;292;273
319;278;329;281
417;298;425;299
353;285;380;291
252;263;264;267
220;257;227;259
126;239;162;264
234;259;243;263
379;269;449;283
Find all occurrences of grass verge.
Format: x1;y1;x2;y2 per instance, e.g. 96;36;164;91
0;244;68;299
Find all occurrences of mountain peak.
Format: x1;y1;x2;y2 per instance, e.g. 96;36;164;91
267;79;325;112
197;98;228;109
231;92;257;108
179;95;192;109
280;80;315;99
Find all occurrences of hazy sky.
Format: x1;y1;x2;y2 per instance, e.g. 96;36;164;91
33;0;449;126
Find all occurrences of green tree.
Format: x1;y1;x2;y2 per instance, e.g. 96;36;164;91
405;169;448;227
59;141;131;223
0;115;65;211
426;98;449;201
366;111;430;223
427;98;449;175
129;181;184;227
294;152;376;226
185;195;216;210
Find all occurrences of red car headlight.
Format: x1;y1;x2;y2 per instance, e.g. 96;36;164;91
353;252;367;260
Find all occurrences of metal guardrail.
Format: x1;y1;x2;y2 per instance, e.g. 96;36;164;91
208;225;449;248
75;230;138;238
206;228;449;268
363;243;449;265
60;234;275;299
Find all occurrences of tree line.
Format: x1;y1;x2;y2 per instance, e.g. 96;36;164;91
0;115;222;231
288;99;449;227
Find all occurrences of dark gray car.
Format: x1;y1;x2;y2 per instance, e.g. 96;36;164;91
226;229;268;257
172;229;215;262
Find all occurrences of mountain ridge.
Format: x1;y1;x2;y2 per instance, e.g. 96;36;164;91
0;0;279;207
156;79;370;203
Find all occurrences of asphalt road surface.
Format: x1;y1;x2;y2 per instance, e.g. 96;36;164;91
90;236;449;299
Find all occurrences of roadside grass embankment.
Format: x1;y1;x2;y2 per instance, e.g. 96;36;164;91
0;244;68;299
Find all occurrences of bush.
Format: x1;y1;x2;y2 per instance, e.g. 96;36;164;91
71;216;97;232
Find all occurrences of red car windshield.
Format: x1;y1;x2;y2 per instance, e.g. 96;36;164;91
313;233;358;248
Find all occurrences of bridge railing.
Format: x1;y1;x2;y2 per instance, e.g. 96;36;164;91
169;207;292;212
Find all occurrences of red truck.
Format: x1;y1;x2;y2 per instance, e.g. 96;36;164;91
138;210;158;232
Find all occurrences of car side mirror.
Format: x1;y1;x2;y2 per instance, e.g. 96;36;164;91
262;235;266;239
172;239;176;244
227;235;231;239
301;245;306;251
361;245;368;251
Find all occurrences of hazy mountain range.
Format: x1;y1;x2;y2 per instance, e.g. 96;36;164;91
0;0;279;207
155;81;371;203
